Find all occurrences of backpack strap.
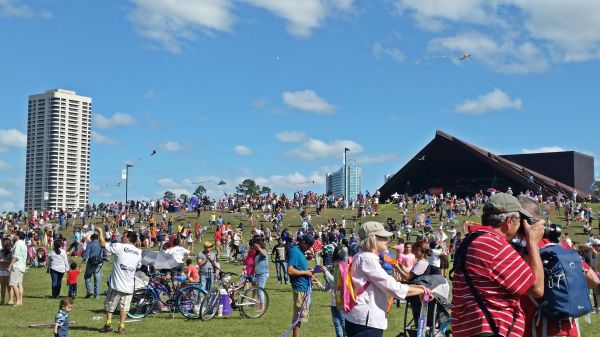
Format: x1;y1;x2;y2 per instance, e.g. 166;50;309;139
455;231;519;337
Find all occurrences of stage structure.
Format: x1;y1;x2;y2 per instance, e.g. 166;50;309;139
379;130;595;201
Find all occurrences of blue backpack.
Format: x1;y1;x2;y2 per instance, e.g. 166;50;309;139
537;244;591;320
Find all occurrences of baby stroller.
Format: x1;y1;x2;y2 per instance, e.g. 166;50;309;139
397;275;451;337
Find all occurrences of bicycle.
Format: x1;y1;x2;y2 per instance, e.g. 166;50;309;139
128;272;207;319
199;270;269;320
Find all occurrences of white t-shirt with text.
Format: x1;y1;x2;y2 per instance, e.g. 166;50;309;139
106;242;142;294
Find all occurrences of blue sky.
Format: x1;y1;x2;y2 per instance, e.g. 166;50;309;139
1;0;599;211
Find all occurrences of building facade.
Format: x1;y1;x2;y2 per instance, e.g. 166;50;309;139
326;160;362;201
24;89;91;211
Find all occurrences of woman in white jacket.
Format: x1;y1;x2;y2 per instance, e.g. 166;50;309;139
47;240;69;298
345;222;432;337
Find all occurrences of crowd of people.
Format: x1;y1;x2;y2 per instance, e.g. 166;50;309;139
0;187;599;337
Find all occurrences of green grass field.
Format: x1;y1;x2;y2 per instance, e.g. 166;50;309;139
2;203;600;337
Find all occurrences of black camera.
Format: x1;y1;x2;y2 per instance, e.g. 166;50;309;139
543;223;561;243
512;219;562;253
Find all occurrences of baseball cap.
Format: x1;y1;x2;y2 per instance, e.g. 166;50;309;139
300;235;315;246
593;239;600;246
483;193;533;219
203;241;213;248
358;221;393;240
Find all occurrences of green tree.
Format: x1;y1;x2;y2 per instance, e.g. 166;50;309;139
593;181;600;198
179;193;189;203
193;185;207;198
236;179;260;196
163;191;176;200
260;186;271;195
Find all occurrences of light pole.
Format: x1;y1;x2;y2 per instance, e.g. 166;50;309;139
125;164;133;207
344;147;350;207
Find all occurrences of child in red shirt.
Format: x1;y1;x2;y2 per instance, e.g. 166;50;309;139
185;259;200;283
67;262;80;299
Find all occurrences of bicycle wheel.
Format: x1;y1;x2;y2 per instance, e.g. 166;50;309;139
176;286;206;319
239;287;269;318
199;289;220;321
128;289;156;319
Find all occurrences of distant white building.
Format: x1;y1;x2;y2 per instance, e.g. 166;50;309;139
326;160;361;200
24;89;91;211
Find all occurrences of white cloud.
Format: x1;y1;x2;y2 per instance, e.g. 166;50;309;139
355;153;399;165
129;0;234;54
255;171;325;191
39;10;53;19
234;145;252;156
286;138;364;161
91;131;118;145
276;131;308;143
429;32;549;74
398;1;600;68
94;112;137;129
395;0;498;31
521;146;566;154
0;0;53;19
282;90;336;114
156;176;230;198
372;42;405;63
247;0;352;38
251;97;268;109
455;88;523;115
160;141;184;152
511;1;600;62
157;178;182;189
145;89;156;98
0;0;33;18
0;128;26;152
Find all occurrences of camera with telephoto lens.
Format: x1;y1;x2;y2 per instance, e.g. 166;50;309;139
512;218;562;253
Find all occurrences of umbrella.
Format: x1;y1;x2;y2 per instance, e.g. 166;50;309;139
141;251;179;270
486;188;497;193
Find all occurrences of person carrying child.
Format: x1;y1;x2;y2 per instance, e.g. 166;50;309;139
54;297;73;337
67;262;80;299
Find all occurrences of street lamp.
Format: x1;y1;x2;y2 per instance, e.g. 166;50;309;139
125;164;133;206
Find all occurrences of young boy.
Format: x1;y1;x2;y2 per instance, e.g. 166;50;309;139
54;298;73;337
185;258;199;283
67;262;80;299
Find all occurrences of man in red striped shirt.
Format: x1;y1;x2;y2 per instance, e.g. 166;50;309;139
452;193;545;337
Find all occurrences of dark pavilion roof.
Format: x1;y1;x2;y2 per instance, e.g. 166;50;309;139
378;130;588;200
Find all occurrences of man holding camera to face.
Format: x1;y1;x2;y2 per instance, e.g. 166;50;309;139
517;195;600;337
452;193;545;337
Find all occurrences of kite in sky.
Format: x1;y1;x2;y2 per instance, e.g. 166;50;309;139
459;53;471;61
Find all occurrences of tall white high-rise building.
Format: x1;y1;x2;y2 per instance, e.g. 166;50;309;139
24;89;91;211
325;160;361;201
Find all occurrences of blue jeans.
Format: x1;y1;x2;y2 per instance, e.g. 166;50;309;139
84;263;102;297
50;269;64;298
345;319;383;337
200;271;213;291
254;273;268;304
275;261;288;283
68;284;77;298
331;306;346;337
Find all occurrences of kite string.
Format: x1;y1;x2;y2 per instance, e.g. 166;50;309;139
281;284;312;337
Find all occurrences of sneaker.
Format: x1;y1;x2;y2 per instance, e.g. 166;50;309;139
116;326;125;334
99;325;113;333
85;294;93;299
